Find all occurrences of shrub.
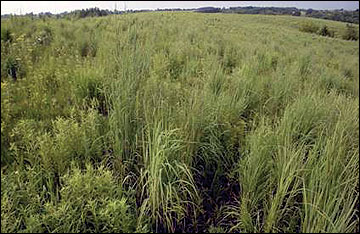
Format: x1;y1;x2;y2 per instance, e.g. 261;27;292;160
42;164;136;233
1;167;47;233
9;108;104;174
9;119;42;167
37;110;103;174
1;164;137;233
299;21;319;34
318;25;334;37
342;24;358;41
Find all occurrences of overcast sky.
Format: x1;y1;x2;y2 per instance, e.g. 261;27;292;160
1;1;359;15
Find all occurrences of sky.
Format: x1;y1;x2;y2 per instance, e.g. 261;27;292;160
1;1;359;15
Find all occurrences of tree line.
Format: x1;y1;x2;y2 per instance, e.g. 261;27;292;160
1;6;359;24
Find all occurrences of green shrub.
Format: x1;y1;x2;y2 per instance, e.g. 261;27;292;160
1;164;137;233
1;166;51;233
9;119;42;167
9;108;103;174
318;25;334;37
42;164;136;233
342;24;359;41
299;21;319;34
37;110;103;174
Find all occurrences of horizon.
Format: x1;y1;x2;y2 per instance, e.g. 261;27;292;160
1;1;359;15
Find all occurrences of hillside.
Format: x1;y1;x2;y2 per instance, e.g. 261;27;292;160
1;12;359;233
2;6;358;24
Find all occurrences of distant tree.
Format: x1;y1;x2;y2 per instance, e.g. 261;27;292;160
306;8;314;15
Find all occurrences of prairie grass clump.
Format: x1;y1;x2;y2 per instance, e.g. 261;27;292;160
137;121;200;233
35;26;53;46
79;39;98;57
278;94;331;145
167;53;186;80
299;54;312;77
1;28;13;43
301;107;359;232
227;120;277;233
73;69;108;115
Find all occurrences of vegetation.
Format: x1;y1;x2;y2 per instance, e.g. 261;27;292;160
1;12;359;233
222;6;301;16
299;20;358;40
2;6;359;24
318;25;335;37
299;21;320;33
305;8;359;24
343;23;359;41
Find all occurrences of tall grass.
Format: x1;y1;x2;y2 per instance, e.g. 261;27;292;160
137;120;199;232
1;12;358;233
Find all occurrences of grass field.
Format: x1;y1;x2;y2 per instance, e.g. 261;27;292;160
1;12;359;233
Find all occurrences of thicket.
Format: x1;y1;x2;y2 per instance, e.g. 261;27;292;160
299;21;359;40
299;21;320;33
343;23;359;40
